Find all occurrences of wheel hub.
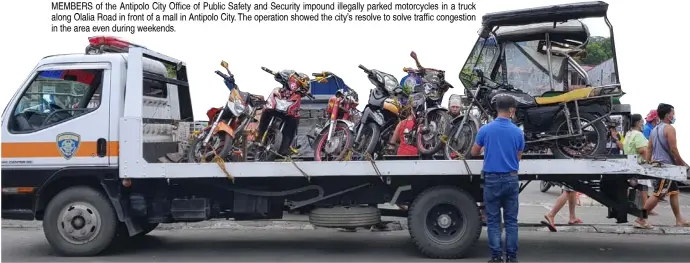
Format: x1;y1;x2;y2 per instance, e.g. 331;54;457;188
324;136;342;154
437;214;452;228
57;203;102;245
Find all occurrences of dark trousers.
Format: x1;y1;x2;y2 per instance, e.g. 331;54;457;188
483;172;520;258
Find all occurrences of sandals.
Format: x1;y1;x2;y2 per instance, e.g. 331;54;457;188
634;219;654;229
540;215;557;232
675;221;690;227
568;218;583;225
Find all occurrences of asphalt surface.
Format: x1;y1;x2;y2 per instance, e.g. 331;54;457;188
3;228;690;262
3;183;689;262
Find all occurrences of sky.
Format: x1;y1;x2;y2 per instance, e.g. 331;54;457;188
0;0;687;158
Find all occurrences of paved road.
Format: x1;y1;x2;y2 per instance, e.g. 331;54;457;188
3;228;690;262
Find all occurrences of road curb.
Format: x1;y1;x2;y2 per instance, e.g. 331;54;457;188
4;220;689;235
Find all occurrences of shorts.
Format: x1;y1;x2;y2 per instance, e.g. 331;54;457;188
554;182;574;192
652;179;680;198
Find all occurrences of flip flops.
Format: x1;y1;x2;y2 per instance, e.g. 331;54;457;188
568;218;583;225
540;215;557;232
634;219;654;229
676;221;690;227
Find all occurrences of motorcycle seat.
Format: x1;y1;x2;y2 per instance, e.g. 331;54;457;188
534;87;596;105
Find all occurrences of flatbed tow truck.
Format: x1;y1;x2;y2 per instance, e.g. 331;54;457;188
1;2;687;259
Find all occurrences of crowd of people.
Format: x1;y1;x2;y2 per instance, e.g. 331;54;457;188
471;99;689;263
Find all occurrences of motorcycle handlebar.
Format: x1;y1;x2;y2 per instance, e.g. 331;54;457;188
215;70;230;79
312;72;323;77
306;93;315;100
261;67;274;75
358;64;370;73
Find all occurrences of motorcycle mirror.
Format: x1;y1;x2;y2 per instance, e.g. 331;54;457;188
410;51;417;60
473;67;484;80
410;51;423;69
220;61;229;70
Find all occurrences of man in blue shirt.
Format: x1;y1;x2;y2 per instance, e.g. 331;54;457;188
643;110;658;139
472;96;525;263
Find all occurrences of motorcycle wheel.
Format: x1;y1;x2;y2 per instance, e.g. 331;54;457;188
314;123;354;161
540;181;552;193
417;111;452;156
550;112;607;159
354;123;380;160
253;129;282;162
444;118;478;160
187;130;233;163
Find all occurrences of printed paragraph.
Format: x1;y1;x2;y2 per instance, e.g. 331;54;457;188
50;1;479;34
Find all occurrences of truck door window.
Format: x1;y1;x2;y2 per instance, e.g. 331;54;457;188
9;69;104;133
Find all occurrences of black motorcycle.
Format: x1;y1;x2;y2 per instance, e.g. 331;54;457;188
349;65;405;160
401;51;453;156
447;68;615;159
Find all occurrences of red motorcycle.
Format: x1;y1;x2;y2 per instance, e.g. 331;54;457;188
252;67;318;161
312;72;361;161
188;61;264;163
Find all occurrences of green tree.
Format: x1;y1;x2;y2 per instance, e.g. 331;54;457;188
577;36;613;66
165;64;177;78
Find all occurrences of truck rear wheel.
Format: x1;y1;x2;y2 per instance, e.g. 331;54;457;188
408;186;482;259
42;186;119;257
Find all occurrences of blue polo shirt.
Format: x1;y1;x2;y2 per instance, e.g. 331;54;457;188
642;122;654;139
475;117;525;173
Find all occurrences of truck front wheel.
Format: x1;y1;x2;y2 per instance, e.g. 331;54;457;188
408;186;482;259
42;186;119;257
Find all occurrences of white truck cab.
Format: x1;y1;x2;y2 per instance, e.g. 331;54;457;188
1;35;686;259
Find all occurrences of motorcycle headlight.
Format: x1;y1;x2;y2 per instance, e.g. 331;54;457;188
275;99;293;112
227;101;246;116
383;75;400;94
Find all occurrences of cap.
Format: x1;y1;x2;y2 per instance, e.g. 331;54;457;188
645;110;658;122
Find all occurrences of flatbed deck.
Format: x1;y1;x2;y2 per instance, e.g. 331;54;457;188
125;155;686;180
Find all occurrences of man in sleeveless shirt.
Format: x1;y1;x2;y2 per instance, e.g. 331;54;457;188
634;103;690;228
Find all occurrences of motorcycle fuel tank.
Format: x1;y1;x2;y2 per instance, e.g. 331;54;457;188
488;90;535;109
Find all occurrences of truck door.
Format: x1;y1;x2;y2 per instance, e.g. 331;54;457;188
1;63;112;174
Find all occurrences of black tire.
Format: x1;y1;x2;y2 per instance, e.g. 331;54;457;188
356;122;380;157
540;181;552;193
408;186;482;259
444;118;478;160
253;129;281;162
309;206;381;228
42;186;119;257
550;112;607;159
417;111;452;156
187;131;234;163
314;123;354;161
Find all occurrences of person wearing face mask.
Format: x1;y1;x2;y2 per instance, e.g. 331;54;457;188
623;114;657;216
634;103;690;229
471;95;524;263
